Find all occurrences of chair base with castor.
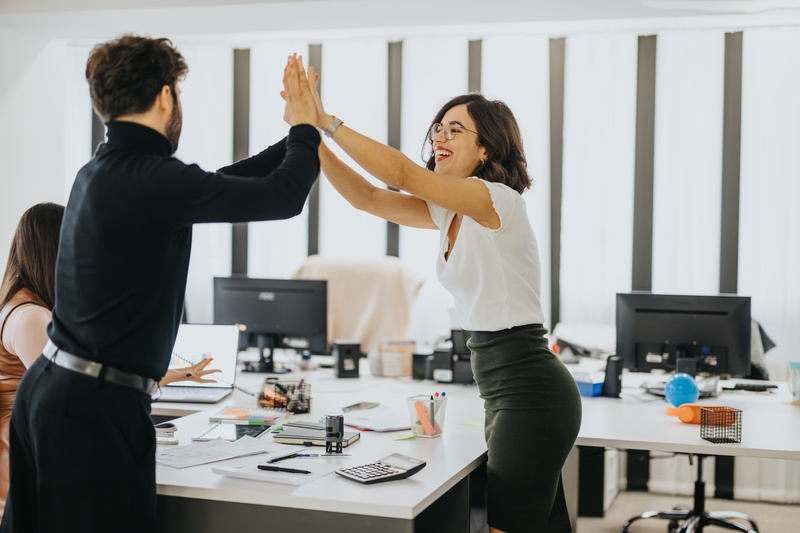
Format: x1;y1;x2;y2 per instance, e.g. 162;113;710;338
622;454;759;533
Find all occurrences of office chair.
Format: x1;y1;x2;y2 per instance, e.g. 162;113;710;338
622;454;759;533
293;255;423;353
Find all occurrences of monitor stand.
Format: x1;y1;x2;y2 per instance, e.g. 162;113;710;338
243;334;277;373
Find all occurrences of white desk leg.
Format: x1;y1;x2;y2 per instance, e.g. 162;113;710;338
563;446;580;533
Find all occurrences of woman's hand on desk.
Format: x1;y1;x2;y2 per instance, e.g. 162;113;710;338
159;358;221;387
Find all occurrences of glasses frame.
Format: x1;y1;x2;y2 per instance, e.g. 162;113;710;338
428;121;479;142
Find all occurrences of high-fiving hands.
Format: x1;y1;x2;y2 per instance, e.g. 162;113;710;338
282;54;334;132
281;54;320;127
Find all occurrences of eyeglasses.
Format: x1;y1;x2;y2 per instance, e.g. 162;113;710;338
429;121;478;141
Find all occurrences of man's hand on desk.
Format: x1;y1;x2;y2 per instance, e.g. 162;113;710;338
159;358;221;387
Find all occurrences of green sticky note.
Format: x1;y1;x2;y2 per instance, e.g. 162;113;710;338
390;432;417;441
462;421;484;427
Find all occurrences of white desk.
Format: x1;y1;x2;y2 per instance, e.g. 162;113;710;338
575;365;800;461
154;360;800;533
154;365;488;533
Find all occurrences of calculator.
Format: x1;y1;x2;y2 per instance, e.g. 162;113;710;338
336;453;426;484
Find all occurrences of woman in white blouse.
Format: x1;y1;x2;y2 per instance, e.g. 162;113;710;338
283;56;582;533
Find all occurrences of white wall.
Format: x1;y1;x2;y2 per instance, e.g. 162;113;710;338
0;27;66;264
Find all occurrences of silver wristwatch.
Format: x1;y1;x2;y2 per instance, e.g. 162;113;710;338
324;116;343;137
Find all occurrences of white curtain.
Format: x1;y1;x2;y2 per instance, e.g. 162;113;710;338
737;27;800;508
481;34;552;330
248;41;311;279
739;26;800;383
317;38;389;259
560;32;638;325
400;36;469;346
651;30;725;295
173;43;234;324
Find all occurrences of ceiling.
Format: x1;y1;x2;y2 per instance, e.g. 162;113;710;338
2;0;800;41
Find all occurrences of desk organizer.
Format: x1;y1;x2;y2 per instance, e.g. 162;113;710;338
700;406;742;443
258;378;311;413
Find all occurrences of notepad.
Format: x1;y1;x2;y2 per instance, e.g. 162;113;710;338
208;406;287;424
192;422;272;442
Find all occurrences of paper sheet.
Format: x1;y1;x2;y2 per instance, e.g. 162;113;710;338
156;436;294;469
212;457;339;485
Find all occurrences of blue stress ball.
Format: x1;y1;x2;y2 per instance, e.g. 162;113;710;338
665;372;700;407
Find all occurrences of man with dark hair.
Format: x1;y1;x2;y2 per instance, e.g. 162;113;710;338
1;35;320;532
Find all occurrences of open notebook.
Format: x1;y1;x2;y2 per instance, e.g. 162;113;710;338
154;324;240;403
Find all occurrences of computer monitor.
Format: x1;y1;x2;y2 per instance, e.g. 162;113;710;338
213;276;328;373
616;292;751;377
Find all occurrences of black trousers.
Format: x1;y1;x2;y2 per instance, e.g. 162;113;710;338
469;326;582;533
0;356;156;533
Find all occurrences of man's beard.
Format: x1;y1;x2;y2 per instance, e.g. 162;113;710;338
166;102;182;153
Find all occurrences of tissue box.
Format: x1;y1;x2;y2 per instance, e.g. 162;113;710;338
573;371;604;397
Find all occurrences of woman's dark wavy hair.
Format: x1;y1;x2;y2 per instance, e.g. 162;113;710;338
85;34;188;122
422;93;531;194
0;202;65;311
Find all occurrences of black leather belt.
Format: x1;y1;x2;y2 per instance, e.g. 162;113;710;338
43;340;157;394
469;323;543;343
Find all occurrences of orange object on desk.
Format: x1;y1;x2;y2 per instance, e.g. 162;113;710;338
666;403;722;424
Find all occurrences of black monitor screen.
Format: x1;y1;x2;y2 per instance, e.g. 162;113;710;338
616;292;751;377
213;277;328;371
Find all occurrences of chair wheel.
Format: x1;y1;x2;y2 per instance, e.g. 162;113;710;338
668;520;680;533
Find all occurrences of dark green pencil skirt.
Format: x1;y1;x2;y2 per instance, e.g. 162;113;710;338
469;326;582;533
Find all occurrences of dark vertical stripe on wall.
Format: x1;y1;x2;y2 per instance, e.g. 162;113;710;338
231;49;250;276
386;42;403;257
715;31;743;501
468;40;482;93
549;38;565;327
307;44;323;257
719;32;743;295
91;112;104;155
627;35;657;489
631;35;657;292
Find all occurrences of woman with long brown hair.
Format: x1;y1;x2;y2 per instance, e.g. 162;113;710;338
0;202;64;520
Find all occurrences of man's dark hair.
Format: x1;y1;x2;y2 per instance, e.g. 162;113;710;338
85;34;188;122
423;93;532;194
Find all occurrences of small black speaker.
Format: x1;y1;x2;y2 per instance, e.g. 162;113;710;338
676;357;697;377
332;341;360;378
601;355;623;398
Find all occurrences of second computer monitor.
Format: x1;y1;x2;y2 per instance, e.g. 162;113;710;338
616;292;751;378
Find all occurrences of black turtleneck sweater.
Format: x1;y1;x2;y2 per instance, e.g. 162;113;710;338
48;121;320;380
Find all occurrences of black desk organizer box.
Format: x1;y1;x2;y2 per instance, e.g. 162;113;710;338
700;406;742;443
258;378;312;414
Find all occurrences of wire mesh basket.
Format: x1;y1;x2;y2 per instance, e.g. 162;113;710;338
258;378;311;413
700;406;742;443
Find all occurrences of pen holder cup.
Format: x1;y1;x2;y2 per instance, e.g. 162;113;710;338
258;379;311;414
700;406;742;443
408;394;447;438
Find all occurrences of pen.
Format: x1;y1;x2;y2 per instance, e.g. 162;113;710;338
257;465;311;474
266;452;299;463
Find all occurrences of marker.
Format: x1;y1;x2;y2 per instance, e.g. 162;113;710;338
257;465;311;474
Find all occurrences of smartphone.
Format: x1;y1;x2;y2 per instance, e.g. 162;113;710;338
342;401;379;413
